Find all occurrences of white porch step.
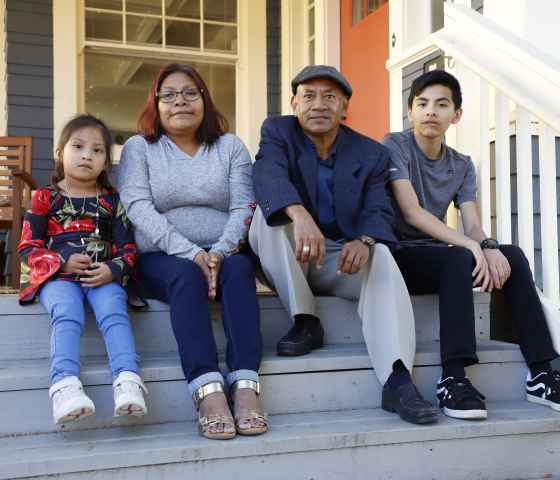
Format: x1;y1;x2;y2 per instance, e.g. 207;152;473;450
2;401;559;480
0;340;528;437
0;293;491;361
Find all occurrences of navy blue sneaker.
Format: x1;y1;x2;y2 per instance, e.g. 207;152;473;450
526;370;560;411
436;377;487;420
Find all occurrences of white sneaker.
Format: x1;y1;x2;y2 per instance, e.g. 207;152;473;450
49;376;95;425
113;371;148;417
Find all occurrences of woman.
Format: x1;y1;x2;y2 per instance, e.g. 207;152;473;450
118;63;266;440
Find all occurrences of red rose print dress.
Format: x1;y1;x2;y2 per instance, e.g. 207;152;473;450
17;186;137;304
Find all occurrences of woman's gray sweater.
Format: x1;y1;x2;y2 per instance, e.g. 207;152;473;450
118;133;255;261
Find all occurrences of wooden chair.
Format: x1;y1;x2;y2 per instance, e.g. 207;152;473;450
0;137;37;289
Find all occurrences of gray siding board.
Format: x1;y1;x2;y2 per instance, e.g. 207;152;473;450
7;44;52;67
7;105;53;129
7;11;52;36
6;0;54;187
266;0;281;117
8;64;52;77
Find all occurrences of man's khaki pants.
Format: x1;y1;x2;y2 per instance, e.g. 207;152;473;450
249;207;415;384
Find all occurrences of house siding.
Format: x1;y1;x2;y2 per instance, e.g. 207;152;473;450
266;0;281;118
401;50;443;130
5;0;53;187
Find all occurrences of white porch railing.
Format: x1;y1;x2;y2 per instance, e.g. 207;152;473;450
434;3;560;306
390;3;560;307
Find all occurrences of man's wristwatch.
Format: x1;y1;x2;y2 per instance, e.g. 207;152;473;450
480;238;499;250
358;235;376;249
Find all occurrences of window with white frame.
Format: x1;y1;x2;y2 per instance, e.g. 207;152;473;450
306;0;315;65
83;0;238;144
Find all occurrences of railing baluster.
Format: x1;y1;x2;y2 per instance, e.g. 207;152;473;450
478;79;491;234
494;92;512;243
538;123;560;306
515;107;535;272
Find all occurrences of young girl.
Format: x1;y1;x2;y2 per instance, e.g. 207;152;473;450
18;114;147;425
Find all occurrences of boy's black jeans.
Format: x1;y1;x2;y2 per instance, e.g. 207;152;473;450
393;244;557;367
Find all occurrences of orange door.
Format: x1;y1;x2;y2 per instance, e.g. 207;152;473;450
340;0;389;141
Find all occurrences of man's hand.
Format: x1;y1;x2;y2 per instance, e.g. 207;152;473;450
465;240;492;291
63;253;92;276
483;248;511;290
337;240;370;275
285;205;325;266
80;262;113;288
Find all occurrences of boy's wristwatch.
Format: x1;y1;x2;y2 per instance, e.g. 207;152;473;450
480;238;499;250
359;235;376;249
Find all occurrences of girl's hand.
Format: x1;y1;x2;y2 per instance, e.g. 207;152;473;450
63;254;92;275
193;251;217;299
80;262;113;288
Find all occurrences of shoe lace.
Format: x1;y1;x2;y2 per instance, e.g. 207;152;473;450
446;378;485;402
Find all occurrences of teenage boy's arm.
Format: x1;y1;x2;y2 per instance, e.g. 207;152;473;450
460;201;511;289
391;179;490;289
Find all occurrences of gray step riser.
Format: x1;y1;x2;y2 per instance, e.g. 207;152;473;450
17;432;560;480
0;295;490;361
0;361;527;437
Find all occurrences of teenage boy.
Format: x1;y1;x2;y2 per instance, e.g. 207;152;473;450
383;70;560;420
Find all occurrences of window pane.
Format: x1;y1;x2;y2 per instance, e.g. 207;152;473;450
86;0;122;10
309;39;315;65
86;11;122;42
166;0;200;19
126;14;162;45
204;0;237;22
204;24;237;52
85;52;236;145
126;0;162;15
308;6;314;37
166;20;200;49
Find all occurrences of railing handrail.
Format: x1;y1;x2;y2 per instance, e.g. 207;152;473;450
430;3;560;132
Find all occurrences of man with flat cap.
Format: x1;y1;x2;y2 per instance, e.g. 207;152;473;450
249;65;438;424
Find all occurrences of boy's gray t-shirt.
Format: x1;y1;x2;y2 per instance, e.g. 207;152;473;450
382;129;477;247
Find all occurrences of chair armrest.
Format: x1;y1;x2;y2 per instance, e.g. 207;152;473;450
13;170;38;190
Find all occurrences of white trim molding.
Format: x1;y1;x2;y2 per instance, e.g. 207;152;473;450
53;0;81;146
236;0;267;156
280;0;305;114
0;0;8;136
314;0;340;69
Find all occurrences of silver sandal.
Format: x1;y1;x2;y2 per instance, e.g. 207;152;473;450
193;382;236;440
230;380;268;436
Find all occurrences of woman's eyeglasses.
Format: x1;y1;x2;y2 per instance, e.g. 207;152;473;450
157;88;203;103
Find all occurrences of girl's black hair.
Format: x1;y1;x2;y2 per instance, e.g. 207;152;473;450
52;114;114;191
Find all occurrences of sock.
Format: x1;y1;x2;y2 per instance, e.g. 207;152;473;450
441;358;466;380
386;360;412;389
529;360;552;379
293;314;320;328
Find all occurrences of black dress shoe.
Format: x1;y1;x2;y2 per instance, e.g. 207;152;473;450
381;381;439;425
277;316;324;356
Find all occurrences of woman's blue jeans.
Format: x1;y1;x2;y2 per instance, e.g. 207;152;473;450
138;252;263;397
39;280;140;384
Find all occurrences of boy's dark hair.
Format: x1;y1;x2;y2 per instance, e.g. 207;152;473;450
407;70;462;110
52;114;113;191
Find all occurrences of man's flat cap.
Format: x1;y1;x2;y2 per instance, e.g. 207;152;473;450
291;65;353;98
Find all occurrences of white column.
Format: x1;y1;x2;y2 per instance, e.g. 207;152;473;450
280;0;305;114
53;0;80;146
314;0;340;69
0;0;7;136
237;0;267;156
478;80;492;235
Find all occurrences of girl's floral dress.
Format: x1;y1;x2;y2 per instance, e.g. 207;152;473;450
17;186;137;304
